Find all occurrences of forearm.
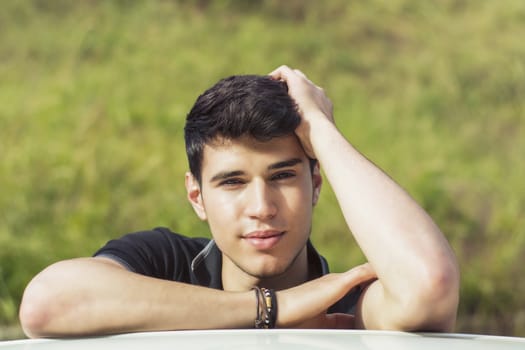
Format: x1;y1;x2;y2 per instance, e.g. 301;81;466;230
19;258;255;337
312;120;451;264
311;119;459;330
20;257;377;336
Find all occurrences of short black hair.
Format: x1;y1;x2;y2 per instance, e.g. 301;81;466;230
184;75;308;183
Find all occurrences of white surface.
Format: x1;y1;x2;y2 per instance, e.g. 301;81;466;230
1;329;524;349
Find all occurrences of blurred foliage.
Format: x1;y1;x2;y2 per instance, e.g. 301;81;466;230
1;0;524;339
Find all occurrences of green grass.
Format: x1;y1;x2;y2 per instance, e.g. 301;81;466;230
1;0;524;339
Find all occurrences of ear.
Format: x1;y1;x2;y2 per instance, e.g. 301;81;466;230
185;172;207;221
312;162;322;206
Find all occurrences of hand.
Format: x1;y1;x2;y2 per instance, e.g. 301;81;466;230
276;262;376;328
292;312;356;329
269;65;334;159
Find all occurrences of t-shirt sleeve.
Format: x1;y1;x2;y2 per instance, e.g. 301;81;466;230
93;227;208;281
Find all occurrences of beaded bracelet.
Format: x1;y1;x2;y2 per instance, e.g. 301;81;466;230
262;287;277;328
252;287;277;329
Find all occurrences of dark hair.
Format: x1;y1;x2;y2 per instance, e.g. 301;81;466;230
184;75;307;183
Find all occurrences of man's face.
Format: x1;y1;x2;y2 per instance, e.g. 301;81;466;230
186;134;322;283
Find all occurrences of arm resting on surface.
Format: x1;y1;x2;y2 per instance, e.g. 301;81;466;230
19;256;375;337
19;257;254;337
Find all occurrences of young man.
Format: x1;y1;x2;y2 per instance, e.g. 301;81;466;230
19;66;459;337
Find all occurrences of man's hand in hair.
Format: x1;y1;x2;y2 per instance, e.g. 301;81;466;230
269;65;335;159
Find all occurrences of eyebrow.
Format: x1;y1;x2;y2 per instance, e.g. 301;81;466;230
267;158;302;170
210;170;245;183
209;158;303;183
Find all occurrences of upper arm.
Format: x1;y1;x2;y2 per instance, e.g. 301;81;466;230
93;256;129;270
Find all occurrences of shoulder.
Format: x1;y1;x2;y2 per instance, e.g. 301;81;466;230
94;227;211;278
139;227;210;248
105;227;210;251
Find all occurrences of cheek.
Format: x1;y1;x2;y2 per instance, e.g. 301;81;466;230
296;175;315;203
201;192;239;229
282;184;313;215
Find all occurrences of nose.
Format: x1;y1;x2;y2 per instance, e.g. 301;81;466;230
245;179;277;220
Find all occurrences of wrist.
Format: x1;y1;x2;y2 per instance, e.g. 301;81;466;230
252;287;278;329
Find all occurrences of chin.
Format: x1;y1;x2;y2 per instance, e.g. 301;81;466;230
244;260;292;280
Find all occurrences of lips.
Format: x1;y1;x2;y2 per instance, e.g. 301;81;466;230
242;230;284;250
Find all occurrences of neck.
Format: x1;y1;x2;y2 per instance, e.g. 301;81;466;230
221;246;309;291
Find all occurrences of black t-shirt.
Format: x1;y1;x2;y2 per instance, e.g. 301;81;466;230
94;227;361;314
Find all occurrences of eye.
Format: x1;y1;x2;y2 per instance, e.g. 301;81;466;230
219;178;244;187
271;171;295;181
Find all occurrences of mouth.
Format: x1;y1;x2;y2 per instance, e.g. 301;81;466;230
242;230;285;250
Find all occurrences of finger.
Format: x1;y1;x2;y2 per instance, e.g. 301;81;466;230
268;65;293;80
293;69;307;79
293;69;319;88
293;70;322;90
342;263;377;287
293;69;319;87
269;65;308;85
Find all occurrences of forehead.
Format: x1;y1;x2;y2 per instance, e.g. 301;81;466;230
201;135;308;175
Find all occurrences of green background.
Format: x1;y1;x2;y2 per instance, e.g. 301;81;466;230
1;0;524;339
